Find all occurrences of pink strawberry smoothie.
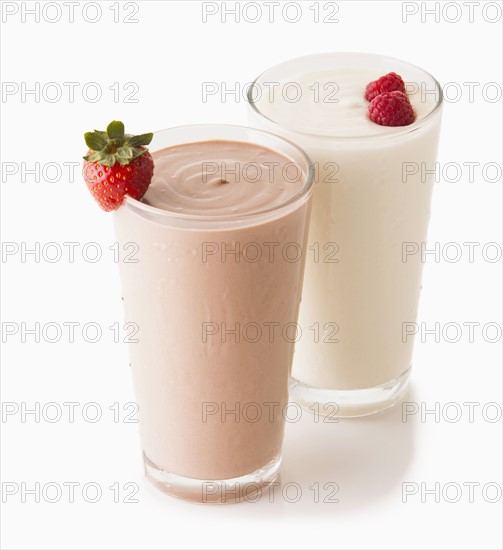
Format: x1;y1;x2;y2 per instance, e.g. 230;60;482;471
113;137;312;489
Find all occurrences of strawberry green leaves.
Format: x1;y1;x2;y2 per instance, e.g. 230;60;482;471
83;121;154;167
106;120;125;140
84;131;108;151
127;133;154;147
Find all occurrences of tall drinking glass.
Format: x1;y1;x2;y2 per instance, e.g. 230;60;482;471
248;53;443;417
113;125;314;501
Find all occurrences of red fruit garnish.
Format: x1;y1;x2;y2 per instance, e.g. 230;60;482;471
368;91;416;127
364;72;406;102
83;120;154;212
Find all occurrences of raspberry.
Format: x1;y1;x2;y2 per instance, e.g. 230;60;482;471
365;72;406;102
368;91;416;127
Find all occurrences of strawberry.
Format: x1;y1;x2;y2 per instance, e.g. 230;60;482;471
83;120;154;211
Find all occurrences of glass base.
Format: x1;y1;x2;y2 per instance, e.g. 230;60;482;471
144;452;282;503
289;367;411;418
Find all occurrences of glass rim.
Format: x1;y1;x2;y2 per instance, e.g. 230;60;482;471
247;51;444;141
123;123;315;223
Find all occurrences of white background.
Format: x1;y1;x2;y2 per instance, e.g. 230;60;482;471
1;1;502;549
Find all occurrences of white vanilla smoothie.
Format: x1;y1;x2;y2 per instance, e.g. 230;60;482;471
113;128;313;500
249;53;442;413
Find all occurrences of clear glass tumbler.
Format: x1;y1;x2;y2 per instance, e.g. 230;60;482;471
113;125;314;502
248;53;443;417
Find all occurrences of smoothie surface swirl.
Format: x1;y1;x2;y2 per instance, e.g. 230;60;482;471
142;140;305;216
253;67;438;137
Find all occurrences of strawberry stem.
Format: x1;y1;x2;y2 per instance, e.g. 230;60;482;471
83;121;153;167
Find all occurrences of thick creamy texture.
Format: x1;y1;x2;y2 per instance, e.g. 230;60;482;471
143;140;304;215
114;140;311;482
250;57;442;393
254;67;438;137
